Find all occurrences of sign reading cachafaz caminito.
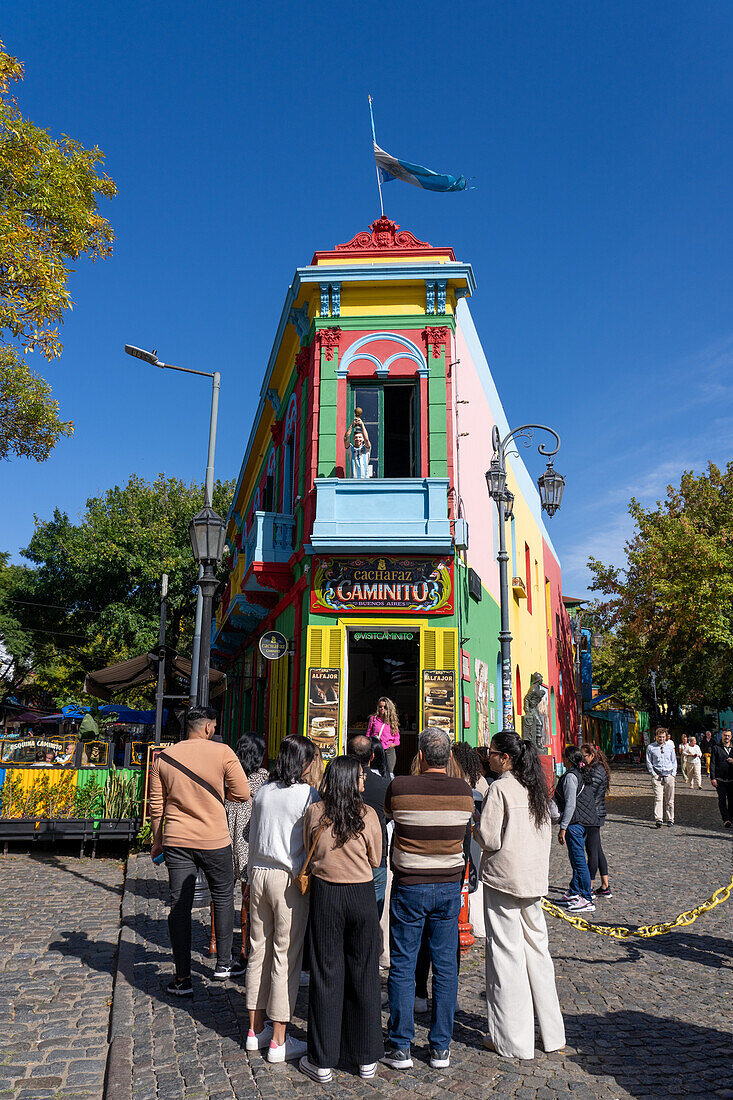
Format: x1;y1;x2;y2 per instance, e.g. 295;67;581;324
311;556;453;615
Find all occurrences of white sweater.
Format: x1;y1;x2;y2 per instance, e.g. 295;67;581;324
247;781;320;876
475;771;551;899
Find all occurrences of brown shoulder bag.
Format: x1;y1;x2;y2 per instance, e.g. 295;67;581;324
295;822;327;895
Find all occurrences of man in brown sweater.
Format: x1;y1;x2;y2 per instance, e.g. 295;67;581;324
150;705;250;994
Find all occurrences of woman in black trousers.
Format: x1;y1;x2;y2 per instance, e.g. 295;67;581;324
581;743;612;898
299;756;383;1083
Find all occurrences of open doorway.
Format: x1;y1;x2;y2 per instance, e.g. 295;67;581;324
349;383;417;478
346;630;419;772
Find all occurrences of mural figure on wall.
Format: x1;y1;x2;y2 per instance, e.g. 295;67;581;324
474;658;490;747
523;671;549;749
343;409;372;478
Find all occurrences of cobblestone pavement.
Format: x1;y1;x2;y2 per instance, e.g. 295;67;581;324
0;848;124;1100
110;769;732;1100
3;770;732;1100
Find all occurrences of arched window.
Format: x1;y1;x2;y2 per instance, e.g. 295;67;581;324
550;687;557;740
264;451;276;512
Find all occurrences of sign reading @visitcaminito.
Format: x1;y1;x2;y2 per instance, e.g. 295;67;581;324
311;556;453;615
258;631;289;660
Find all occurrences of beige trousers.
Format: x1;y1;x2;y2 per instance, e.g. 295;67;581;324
652;775;675;822
483;885;565;1060
245;866;309;1022
686;759;702;789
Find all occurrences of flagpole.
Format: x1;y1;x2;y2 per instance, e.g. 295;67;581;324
368;95;384;217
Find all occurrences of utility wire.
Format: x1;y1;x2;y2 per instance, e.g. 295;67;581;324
5;599;104;615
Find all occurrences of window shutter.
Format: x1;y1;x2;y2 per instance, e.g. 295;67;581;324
419;626;458;735
303;624;345;752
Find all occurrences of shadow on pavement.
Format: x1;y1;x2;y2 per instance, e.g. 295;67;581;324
564;1009;732;1099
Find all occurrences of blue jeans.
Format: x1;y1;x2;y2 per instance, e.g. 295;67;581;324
388;881;461;1051
373;866;388;919
565;823;592;902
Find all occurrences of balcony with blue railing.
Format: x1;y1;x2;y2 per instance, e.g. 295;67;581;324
242;511;296;593
309;478;453;554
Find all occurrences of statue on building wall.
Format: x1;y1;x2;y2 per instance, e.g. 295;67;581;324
523;671;549;749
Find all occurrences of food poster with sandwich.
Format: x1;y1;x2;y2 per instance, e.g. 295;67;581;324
422;670;456;740
306;668;341;761
474;658;490;747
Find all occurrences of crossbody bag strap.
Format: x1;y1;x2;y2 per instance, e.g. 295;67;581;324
301;822;327;875
158;752;225;808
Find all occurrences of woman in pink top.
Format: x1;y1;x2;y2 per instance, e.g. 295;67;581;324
366;696;400;775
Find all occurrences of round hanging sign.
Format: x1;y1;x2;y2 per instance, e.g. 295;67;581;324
258;630;289;660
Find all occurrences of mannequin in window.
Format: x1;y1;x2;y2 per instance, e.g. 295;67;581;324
344;412;372;479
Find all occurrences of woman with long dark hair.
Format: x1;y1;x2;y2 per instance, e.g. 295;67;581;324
225;732;268;966
581;742;612;898
299;756;382;1084
245;735;319;1063
554;745;599;913
475;732;565;1061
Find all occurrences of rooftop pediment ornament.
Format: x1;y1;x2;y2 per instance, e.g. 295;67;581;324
335;216;431;252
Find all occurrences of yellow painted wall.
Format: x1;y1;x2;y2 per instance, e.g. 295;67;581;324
505;469;550;728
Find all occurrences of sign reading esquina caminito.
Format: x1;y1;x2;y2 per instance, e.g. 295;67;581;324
311;556;453;615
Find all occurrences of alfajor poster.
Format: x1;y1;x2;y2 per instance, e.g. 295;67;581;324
306;668;340;761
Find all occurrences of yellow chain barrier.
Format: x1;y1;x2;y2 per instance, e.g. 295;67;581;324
541;874;733;938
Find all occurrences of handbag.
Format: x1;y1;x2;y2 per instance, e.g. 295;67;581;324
295;822;327;896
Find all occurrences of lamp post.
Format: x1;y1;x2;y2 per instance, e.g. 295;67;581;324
188;505;226;706
124;345;221;705
485;423;565;731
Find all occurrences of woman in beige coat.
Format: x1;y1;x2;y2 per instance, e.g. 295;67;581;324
475;731;565;1060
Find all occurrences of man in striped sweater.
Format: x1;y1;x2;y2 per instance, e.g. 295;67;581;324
383;727;474;1072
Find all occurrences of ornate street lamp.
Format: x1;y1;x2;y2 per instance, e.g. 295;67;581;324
485;423;565;732
188;505;226;706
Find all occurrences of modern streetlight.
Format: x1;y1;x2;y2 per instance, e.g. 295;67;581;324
485;423;565;731
188;504;227;706
124;344;221;705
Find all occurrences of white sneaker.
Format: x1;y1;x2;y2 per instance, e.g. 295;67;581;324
414;996;428;1013
566;897;595;913
360;1062;378;1078
245;1024;273;1051
268;1035;307;1063
299;1055;333;1083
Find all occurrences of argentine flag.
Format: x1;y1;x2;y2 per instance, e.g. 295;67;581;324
374;142;468;193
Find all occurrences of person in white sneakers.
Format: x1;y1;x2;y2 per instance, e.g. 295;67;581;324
244;736;320;1063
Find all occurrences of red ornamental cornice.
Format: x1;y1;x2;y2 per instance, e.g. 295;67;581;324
423;326;449;358
271;421;283;446
335;216;431;252
295;347;310;378
320;326;341;362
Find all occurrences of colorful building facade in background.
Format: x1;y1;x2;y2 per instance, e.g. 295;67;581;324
212;217;577;769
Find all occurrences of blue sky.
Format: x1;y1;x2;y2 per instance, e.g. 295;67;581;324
2;1;732;597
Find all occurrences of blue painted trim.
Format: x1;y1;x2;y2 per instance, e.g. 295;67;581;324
319;283;330;317
426;280;436;314
331;282;341;317
337;331;427;378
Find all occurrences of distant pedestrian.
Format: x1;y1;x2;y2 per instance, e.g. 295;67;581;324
682;736;702;790
245;735;319;1062
553;746;599;912
366;696;400;775
646;727;677;827
149;706;250;996
347;735;390;918
679;734;689;782
299;756;383;1083
710;728;733;827
476;732;565;1060
701;730;714;776
226;732;268;968
581;743;612;898
383;727;473;1073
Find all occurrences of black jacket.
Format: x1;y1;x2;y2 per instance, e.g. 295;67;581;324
710;743;733;782
554;767;600;828
362;769;390;867
584;763;609;824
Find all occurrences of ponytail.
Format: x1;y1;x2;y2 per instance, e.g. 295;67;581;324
491;731;550;829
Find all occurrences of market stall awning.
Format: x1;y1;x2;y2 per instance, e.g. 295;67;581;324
83;651;226;702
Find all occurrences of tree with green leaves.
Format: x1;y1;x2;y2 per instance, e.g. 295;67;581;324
587;462;733;719
0;39;116;461
0;474;234;704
